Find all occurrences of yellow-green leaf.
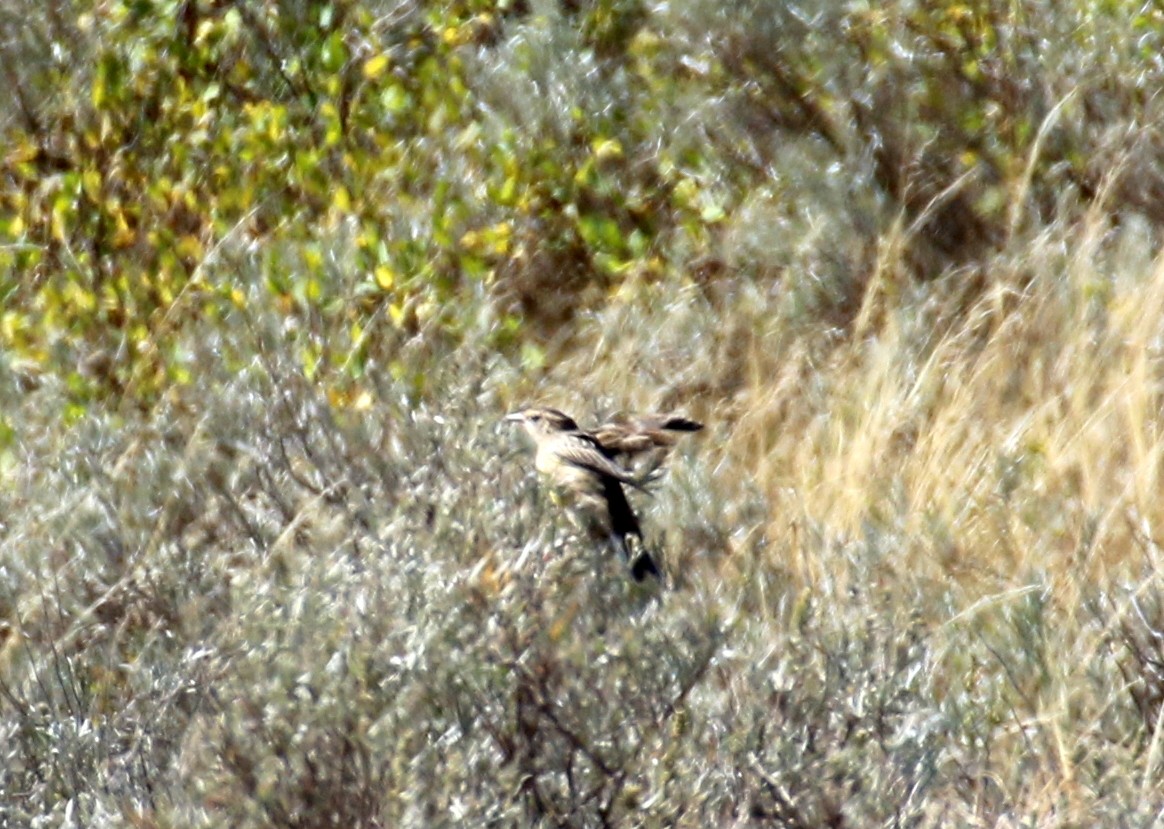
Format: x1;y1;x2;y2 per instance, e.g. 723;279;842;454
363;54;390;80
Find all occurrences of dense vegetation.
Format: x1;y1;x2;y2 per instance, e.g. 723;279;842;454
3;0;1164;825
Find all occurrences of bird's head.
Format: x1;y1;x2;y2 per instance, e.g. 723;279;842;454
504;406;580;437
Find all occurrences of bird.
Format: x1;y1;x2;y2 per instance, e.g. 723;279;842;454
505;406;702;581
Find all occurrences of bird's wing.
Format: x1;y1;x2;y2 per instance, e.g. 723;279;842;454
555;435;646;487
589;426;655;456
654;414;703;432
604;412;703;429
592;414;704;459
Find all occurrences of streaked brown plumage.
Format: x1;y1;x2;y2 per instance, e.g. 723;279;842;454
590;412;704;468
505;406;703;581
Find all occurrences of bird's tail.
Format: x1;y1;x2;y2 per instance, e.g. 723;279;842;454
601;476;659;580
623;533;661;582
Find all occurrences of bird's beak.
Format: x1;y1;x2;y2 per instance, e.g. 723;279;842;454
504;411;524;424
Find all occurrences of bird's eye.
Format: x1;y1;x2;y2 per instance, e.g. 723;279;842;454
530;414;540;422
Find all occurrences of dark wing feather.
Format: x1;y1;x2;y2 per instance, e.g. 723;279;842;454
654;415;703;432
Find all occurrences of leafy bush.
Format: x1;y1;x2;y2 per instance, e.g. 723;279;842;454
5;0;1160;405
